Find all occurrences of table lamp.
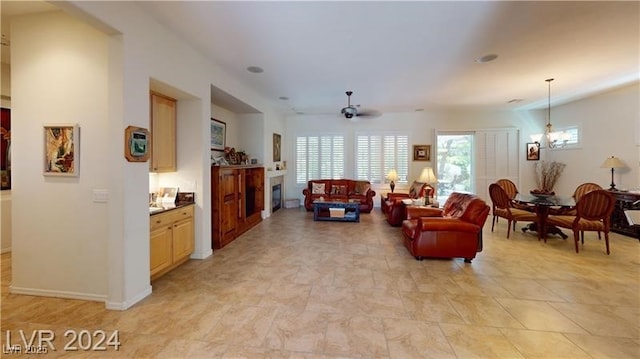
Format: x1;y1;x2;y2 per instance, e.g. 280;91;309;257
600;156;625;190
418;167;437;204
386;169;398;192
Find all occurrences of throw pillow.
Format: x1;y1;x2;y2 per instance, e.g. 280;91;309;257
354;181;370;195
331;185;348;195
312;182;326;194
409;181;425;199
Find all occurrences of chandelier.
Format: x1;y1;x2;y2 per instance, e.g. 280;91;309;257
531;78;570;148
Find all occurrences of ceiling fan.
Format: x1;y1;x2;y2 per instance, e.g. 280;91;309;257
340;91;380;120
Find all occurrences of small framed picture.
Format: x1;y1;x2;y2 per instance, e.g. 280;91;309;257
413;145;431;161
44;124;79;176
124;125;150;162
273;133;281;162
526;142;540;161
211;118;226;151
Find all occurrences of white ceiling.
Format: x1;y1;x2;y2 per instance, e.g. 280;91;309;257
3;1;639;115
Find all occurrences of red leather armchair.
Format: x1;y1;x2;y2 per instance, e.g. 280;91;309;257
401;192;490;262
382;182;434;226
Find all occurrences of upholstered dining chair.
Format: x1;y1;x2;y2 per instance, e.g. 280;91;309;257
489;183;538;238
546;189;615;254
495;178;533;212
550;182;604;238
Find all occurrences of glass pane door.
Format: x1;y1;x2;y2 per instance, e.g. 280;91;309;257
436;133;474;204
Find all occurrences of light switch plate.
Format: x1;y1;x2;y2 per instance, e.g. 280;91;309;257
93;189;109;203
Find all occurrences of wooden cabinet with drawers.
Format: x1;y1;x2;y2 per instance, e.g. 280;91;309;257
150;204;194;280
610;190;640;240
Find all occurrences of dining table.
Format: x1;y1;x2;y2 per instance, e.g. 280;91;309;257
513;193;576;241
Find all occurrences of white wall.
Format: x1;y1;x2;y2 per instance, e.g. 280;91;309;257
11;1;286;309
284;83;639;203
11;11;110;300
545;83;639;194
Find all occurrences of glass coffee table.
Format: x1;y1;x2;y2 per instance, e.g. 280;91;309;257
312;200;360;222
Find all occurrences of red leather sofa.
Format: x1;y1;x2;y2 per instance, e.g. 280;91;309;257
401;192;490;262
381;181;434;226
302;179;376;213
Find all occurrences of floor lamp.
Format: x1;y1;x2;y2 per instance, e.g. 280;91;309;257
601;156;625;190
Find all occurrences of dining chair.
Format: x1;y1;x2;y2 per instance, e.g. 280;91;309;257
495;178;533;212
489;183;538;238
550;182;603;237
546;189;615;254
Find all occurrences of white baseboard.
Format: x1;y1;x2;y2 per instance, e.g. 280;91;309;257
105;285;152;311
191;248;212;260
10;285;107;303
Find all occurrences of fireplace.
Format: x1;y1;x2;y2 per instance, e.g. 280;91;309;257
272;184;282;212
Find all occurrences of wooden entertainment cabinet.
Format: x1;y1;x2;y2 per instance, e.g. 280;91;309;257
212;166;265;249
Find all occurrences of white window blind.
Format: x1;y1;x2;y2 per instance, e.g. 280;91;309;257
296;135;344;184
355;134;409;184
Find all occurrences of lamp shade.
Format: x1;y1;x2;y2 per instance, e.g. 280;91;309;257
386;169;398;181
601;156;625;169
418;167;437;184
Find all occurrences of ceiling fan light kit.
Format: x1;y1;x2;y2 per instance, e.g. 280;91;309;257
340;91;379;120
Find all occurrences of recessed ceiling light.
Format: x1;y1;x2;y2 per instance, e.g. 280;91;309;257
279;96;289;101
246;66;264;74
475;54;498;63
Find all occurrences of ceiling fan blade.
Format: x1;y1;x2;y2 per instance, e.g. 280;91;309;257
356;109;381;118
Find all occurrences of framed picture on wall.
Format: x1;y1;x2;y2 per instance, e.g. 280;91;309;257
413;145;431;161
44;124;79;176
273;133;281;162
526;142;540;161
124;125;150;162
1;108;10;189
211;118;226;151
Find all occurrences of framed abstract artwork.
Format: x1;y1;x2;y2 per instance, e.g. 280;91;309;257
44;124;79;176
211;118;226;151
413;145;431;161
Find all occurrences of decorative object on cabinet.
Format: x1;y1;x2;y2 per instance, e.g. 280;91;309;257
1;108;10;189
413;145;430;161
212;166;265;249
150;204;195;281
210;118;226;151
150;92;176;172
273;133;281;162
526;142;540;161
601;156;626;190
124;125;150;162
43;124;79;177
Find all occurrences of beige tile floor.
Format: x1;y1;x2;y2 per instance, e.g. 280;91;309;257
2;207;640;358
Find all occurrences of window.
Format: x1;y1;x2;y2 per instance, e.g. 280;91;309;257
562;126;579;146
355;134;409;184
295;135;344;184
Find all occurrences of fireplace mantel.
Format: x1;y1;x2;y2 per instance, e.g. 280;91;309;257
266;169;288;178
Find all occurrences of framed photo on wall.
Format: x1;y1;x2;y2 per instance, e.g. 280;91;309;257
44;124;79;176
211;118;226;151
124;125;150;162
526;142;540;161
273;133;281;162
413;145;431;161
